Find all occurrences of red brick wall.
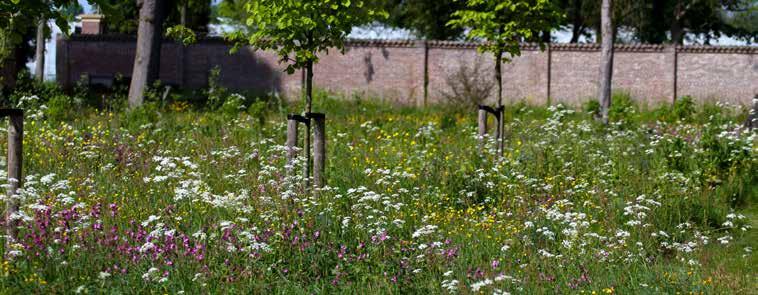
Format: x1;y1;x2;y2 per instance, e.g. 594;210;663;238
56;35;758;106
1;58;14;89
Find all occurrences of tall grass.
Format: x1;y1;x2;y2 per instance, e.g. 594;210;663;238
0;87;755;293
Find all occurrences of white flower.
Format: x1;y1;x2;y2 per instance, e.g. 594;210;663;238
99;271;111;279
471;278;493;292
412;225;438;239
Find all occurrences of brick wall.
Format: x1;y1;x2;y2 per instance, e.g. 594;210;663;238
56;35;758;106
1;58;15;90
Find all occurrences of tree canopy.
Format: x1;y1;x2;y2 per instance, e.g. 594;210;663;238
448;0;562;58
231;0;387;75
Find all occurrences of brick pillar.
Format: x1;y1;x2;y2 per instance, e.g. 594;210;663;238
80;14;105;35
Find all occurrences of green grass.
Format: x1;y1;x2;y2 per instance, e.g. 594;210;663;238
0;90;755;294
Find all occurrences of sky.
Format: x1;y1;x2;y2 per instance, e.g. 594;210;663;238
28;0;754;80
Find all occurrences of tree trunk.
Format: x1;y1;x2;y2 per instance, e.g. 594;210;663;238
35;19;46;82
570;0;583;43
128;0;166;109
570;25;583;43
303;60;314;187
670;20;683;45
541;30;551;43
180;1;187;26
745;95;757;131
495;50;504;156
670;0;685;45
598;0;613;125
5;112;23;244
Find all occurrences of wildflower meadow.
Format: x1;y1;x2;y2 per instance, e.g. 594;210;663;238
0;87;754;294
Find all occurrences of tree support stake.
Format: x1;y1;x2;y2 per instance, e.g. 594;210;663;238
1;109;23;247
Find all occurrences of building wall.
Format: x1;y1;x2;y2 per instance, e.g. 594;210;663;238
57;35;758;106
1;58;15;90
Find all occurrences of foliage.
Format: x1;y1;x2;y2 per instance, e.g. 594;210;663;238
205;66;227;109
372;0;467;40
0;94;754;293
608;91;636;122
165;24;198;46
229;0;387;75
96;0;212;34
448;0;562;59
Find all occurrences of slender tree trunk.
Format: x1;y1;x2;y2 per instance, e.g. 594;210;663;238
303;60;313;187
570;0;583;43
128;0;166;108
180;1;187;26
495;50;504;156
35;18;46;82
541;30;551;43
670;0;685;45
570;25;583;43
598;0;613;125
670;20;683;45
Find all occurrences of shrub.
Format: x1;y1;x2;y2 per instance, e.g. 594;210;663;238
440;55;495;108
671;96;696;122
247;100;268;126
582;99;600;117
609;91;637;122
206;66;228;109
218;93;247;117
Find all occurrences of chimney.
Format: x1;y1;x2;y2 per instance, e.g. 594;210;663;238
80;14;105;35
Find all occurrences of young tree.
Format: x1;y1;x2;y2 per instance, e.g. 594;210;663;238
233;0;386;183
598;0;613;124
448;0;561;155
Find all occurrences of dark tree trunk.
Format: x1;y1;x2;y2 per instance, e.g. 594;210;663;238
541;30;551;43
495;50;504;156
35;19;46;82
670;20;684;45
570;25;583;43
128;0;166;108
598;0;613;125
670;0;685;45
570;0;583;43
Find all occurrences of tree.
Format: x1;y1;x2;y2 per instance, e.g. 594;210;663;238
1;0;82;89
127;0;168;108
233;0;386;183
35;18;46;82
375;0;467;40
448;0;561;154
598;0;613;124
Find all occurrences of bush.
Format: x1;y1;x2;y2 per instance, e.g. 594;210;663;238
671;96;696;122
440;55;495;109
46;94;76;121
609;92;637;121
582;99;600;117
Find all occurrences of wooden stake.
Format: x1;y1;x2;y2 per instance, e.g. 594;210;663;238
496;106;504;157
310;113;326;188
2;109;23;244
478;106;488;151
286;114;301;176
